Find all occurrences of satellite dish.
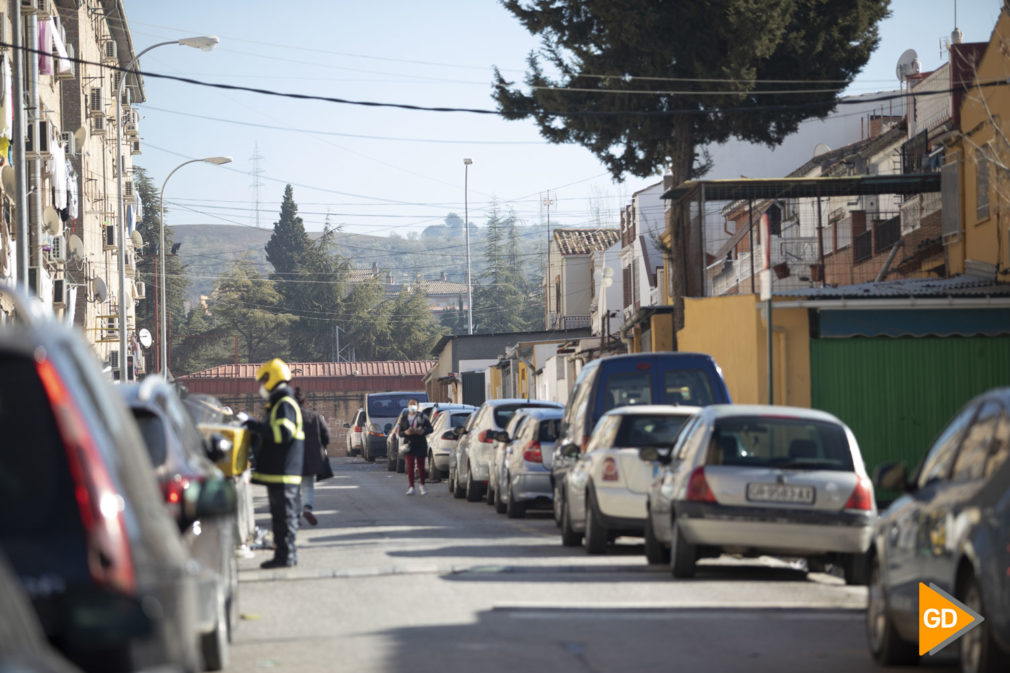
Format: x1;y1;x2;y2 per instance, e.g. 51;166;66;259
73;126;86;147
813;143;831;157
43;206;62;235
68;234;85;260
895;49;919;82
138;328;153;349
92;277;108;303
131;230;143;248
1;165;13;194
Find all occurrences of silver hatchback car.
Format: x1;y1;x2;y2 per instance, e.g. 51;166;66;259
644;404;876;582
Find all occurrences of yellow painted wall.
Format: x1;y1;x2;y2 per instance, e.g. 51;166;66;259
489;367;503;399
677;294;811;407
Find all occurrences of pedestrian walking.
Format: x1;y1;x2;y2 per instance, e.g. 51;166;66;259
398;399;432;495
294;387;331;526
246;358;304;568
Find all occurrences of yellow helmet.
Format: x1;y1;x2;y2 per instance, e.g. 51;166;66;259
255;358;291;392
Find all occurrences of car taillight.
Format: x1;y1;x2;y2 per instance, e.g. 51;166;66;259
601;456;619;481
686;466;716;503
580;434;590;452
523;441;542;463
353;425;361;432
37;358;136;594
844;476;874;511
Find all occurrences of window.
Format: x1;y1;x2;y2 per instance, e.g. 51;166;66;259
663;369;715;406
976;149;990;220
951;401;1000;482
133;409;168;467
538;418;561;442
602;371;652;410
675;416;707;461
449;412;471;429
917;405;976;489
615;414;691;448
705;416;854;471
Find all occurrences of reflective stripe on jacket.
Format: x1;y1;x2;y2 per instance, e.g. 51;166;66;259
251;386;305;485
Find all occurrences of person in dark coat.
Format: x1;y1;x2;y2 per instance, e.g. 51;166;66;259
294;388;330;526
397;398;433;495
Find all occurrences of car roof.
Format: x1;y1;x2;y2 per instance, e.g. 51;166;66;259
481;398;564;408
513;407;564;420
701;404;843;424
602;404;701;417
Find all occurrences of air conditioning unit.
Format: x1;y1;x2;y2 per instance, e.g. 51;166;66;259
135;281;145;299
50;235;64;261
38;0;52;17
130;140;142;155
56;43;75;80
60;130;76;155
26;120;51;157
20;0;38;16
104;224;116;250
91;115;105;136
88;87;104;116
53;278;66;307
103;40;117;62
109;348;119;369
124;180;133;198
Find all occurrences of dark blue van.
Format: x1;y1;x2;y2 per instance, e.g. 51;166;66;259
558;352;731;453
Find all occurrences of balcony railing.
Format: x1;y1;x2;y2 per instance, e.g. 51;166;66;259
548;313;591;330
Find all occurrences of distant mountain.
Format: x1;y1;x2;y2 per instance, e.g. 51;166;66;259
172;224;549;308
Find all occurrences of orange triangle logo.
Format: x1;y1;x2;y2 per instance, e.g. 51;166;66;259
918;582;985;656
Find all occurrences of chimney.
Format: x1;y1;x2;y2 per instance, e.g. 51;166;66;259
387;271;393;284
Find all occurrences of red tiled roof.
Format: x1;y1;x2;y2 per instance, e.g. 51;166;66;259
180;360;436;380
554;228;620;255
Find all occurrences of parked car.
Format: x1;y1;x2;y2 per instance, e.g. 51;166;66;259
452;398;563;502
558;352;731;456
493;407;564;518
361;391;428;462
560;405;698;552
865;388;1010;671
0;286;201;673
119;378;239;671
644;404;875;582
344;408;366;457
488;411;529;508
427;406;476;482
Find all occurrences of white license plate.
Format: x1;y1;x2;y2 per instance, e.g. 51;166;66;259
746;482;815;504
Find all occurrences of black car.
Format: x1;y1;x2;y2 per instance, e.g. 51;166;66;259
866;387;1010;672
0;286;201;673
119;379;239;672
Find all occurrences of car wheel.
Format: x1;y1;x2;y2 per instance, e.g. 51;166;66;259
644;511;670;565
506;479;526;519
552;481;563;528
200;587;230;671
866;553;916;664
396;456;405;473
560;496;582;547
365;445;375;463
959;571;1002;673
841;552;869;586
495;475;508;514
386;449;396;471
669;512;697;578
584;490;608;554
485;475;496;506
427;453;442;482
453;464;466;499
465;467;482;502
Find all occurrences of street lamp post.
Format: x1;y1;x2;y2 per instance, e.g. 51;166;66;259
115;35;219;382
463;158;473;335
158;156;232;375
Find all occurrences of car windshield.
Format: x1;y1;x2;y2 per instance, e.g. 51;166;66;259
368;395;416;418
132;409;168;467
614;414;690;448
707;416;854;472
538;418;561;442
493;404;556;428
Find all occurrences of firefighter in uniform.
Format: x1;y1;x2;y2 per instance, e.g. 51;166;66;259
246;358;305;568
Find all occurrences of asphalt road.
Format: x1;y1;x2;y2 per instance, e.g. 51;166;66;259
228;457;956;673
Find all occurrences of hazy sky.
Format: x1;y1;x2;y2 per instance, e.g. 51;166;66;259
122;0;1003;243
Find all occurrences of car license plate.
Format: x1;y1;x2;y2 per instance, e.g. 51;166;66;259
746;482;815;504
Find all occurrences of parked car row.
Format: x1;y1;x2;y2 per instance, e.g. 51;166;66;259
406;351;1010;673
0;286;242;673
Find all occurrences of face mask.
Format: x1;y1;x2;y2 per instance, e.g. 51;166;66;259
259;384;270;400
408;405;418;413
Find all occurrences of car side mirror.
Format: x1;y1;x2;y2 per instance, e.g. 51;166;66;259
191;476;237;521
493;430;510;443
872;462;909;493
639;446;673;464
343;422;351;429
561;443;580;458
204;433;231;463
442;430;457;440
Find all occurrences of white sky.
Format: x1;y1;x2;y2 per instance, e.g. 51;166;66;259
122;0;1003;240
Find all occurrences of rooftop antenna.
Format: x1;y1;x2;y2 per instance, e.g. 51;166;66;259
951;0;963;45
250;142;264;228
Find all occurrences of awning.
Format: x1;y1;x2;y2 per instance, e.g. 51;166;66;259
818;308;1010;338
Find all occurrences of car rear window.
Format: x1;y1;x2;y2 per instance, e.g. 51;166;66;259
493;404;556;428
538;418;561;442
449;412;471;428
132;409;168;467
602;372;652;410
0;355;81;536
707;416;854;471
663;370;715;406
615;414;691;448
368;394;426;418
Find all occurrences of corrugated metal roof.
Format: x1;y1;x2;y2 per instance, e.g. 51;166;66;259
663;173;940;202
416;280;468;295
554;228;620;256
181;360;436;380
775;274;1010;300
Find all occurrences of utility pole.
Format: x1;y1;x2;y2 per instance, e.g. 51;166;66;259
250;143;264;228
543;192;554;328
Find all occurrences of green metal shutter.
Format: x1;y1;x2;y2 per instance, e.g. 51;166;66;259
810;336;1010;474
461;371;486;407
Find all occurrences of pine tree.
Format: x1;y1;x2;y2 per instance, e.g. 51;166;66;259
265;185;311;279
210;258;296;362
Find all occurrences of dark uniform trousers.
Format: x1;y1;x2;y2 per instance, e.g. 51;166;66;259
267;484;300;564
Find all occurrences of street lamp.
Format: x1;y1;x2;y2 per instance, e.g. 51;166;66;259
158;156;232;375
115;35;219;381
463;158;473;335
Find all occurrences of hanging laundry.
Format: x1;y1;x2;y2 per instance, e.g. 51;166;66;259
38;20;53;76
67;162;78;220
50;133;67;210
51;21;72;74
0;54;12;140
126;204;135;234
